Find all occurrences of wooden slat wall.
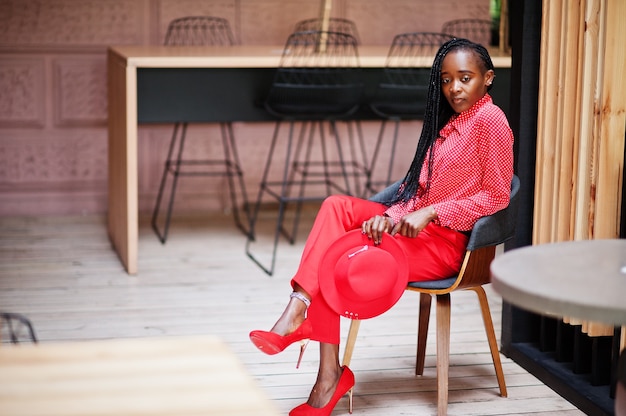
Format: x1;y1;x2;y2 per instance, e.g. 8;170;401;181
533;0;626;335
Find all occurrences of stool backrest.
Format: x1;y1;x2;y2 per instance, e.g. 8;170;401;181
164;16;235;46
441;18;492;47
293;18;360;44
369;32;455;120
265;30;363;118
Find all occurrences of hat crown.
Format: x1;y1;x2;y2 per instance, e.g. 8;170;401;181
335;245;399;301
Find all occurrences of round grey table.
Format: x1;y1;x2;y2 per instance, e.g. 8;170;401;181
490;239;626;416
490;239;626;326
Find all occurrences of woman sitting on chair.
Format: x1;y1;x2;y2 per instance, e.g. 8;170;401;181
249;38;514;416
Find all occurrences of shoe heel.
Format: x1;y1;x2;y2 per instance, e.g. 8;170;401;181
295;339;309;369
348;387;353;414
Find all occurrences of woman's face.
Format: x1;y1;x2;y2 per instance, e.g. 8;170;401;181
440;49;495;114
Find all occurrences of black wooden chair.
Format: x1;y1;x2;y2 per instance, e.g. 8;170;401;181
152;16;250;243
342;175;519;415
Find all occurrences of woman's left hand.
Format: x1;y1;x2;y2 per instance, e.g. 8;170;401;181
390;206;438;238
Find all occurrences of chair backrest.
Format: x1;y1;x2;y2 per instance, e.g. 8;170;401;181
369;32;455;119
164;16;235;46
466;174;520;250
293;18;360;44
403;175;520;292
265;30;363;118
441;18;492;47
1;312;38;343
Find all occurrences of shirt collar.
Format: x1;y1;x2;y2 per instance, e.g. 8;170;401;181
440;94;492;138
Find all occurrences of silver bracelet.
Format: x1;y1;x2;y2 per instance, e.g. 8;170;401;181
290;291;311;308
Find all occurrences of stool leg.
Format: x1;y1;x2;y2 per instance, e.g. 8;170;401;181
245;120;294;276
152;122;187;244
346;120;368;198
285;122;313;245
329;120;353;196
220;122;251;237
385;118;401;188
366;119;387;195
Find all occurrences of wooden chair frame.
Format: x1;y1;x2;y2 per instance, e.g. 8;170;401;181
342;175;520;415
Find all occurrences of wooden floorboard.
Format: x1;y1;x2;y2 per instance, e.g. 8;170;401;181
0;214;584;415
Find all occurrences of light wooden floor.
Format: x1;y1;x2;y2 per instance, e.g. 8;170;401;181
0;213;584;415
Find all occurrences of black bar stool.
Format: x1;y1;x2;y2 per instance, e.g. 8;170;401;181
366;32;454;194
245;30;365;276
152;16;250;243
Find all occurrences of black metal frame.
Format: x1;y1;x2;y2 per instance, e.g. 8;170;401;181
366;32;454;194
245;30;366;275
1;312;38;343
152;16;250;243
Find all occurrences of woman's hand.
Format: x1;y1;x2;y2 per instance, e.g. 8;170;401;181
361;215;394;245
390;206;438;238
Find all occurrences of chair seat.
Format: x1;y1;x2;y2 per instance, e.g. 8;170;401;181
407;276;457;290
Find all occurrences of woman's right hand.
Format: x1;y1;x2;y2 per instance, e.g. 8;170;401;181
361;215;394;245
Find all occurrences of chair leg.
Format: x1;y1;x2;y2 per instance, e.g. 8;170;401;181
436;293;451;416
342;319;361;367
416;293;432;375
152;122;187;244
470;286;508;397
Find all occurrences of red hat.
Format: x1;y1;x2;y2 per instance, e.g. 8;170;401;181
319;229;409;320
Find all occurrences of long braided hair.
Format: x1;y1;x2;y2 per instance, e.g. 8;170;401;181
386;38;495;205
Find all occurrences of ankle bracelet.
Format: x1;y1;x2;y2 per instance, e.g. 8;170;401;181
290;291;311;309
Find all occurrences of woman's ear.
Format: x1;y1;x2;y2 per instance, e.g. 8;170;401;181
485;70;496;87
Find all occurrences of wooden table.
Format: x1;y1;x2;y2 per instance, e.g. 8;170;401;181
490;239;626;415
108;45;512;274
490;239;626;326
0;336;279;416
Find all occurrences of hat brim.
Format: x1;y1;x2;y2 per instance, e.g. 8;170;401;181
319;229;409;320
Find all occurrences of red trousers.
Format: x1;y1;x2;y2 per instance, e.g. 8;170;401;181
291;195;469;344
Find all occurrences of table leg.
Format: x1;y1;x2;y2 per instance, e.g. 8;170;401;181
107;50;138;274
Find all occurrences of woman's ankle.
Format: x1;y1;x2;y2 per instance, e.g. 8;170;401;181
270;298;307;335
307;367;343;407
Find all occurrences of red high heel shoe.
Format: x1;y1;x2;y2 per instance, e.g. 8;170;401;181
289;366;355;416
249;319;313;368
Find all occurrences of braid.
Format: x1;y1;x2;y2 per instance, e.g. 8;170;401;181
386;38;495;205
